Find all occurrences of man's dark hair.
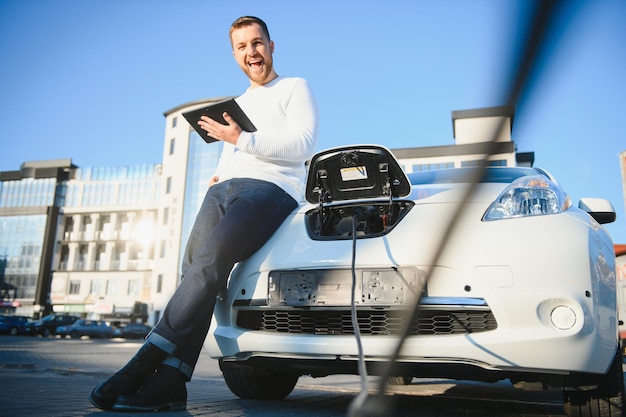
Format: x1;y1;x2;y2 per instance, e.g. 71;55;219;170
230;16;271;41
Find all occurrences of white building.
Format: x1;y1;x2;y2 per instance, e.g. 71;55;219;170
49;164;161;323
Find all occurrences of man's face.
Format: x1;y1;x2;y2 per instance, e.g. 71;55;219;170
231;23;276;87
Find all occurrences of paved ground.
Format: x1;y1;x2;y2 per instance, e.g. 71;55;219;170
0;336;569;416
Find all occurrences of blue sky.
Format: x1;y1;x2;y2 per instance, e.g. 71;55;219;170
1;0;625;242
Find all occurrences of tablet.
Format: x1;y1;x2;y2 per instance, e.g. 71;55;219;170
182;98;256;143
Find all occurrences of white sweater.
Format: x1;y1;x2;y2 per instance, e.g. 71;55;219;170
213;77;319;202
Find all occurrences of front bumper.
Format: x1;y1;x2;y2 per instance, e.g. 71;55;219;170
206;201;618;380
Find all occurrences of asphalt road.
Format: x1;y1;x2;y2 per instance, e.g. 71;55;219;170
0;335;570;416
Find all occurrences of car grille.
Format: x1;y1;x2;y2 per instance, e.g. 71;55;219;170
236;308;497;335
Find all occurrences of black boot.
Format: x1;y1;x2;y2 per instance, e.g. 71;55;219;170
89;342;167;410
112;364;188;412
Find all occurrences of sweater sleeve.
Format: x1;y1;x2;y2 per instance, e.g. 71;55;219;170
236;79;319;162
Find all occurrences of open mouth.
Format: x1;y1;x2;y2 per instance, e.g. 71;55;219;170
249;60;263;71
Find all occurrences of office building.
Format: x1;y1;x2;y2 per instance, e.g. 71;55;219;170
0;159;73;316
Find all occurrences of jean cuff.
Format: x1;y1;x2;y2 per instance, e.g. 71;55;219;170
146;331;177;356
162;356;194;381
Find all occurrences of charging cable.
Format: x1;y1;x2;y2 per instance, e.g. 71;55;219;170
347;209;370;417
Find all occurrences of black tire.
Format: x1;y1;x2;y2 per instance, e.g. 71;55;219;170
221;362;298;400
42;328;51;338
563;349;625;417
70;331;80;339
9;327;18;336
387;376;413;385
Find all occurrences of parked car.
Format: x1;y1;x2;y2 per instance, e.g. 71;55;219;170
24;314;80;337
205;145;622;416
113;323;152;339
0;315;31;335
57;319;113;339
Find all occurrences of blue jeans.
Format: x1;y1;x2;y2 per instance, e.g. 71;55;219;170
147;178;298;379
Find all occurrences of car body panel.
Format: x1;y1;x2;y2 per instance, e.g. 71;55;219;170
24;314;80;336
205;146;618;386
0;316;31;335
57;319;113;338
113;323;152;339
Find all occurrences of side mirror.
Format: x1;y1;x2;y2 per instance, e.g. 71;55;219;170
578;198;616;224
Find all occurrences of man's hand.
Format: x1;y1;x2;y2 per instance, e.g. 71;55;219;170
198;112;242;145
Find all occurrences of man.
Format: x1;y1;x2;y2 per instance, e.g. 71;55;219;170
89;16;319;412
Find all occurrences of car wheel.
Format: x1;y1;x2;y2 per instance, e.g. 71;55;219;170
387;376;413;385
70;331;80;339
9;327;18;336
220;361;298;400
563;349;625;417
42;328;51;338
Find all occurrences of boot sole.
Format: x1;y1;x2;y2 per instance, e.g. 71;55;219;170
89;390;115;410
111;401;186;412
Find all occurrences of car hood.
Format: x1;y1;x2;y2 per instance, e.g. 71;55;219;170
295;181;507;215
406;182;507;205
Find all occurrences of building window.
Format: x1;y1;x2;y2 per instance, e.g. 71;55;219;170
63;217;74;237
128;279;139;296
166;177;172;194
488;159;507;167
69;280;81;295
162;207;169;225
59;245;69;271
106;280;118;296
75;244;88;270
461;160;479;167
97;214;111;238
90;280;103;296
172;116;177;128
80;215;92;232
412;162;454;172
156;274;163;294
461;159;507;168
95;244;106;270
111;243;123;270
169;138;175;155
159;240;166;258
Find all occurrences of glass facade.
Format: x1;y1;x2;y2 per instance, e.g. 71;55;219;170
65;164;160;207
0;177;57;208
178;132;223;270
0;167;65;310
0;214;47;299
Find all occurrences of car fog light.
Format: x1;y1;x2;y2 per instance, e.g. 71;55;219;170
550;306;576;330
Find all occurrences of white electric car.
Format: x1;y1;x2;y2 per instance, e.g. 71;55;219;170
206;145;622;416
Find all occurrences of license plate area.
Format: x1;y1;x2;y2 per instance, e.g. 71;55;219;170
268;268;425;307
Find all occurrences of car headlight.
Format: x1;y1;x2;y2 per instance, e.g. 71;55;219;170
483;175;571;221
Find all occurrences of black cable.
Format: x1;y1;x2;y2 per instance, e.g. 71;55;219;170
347;211;370;417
